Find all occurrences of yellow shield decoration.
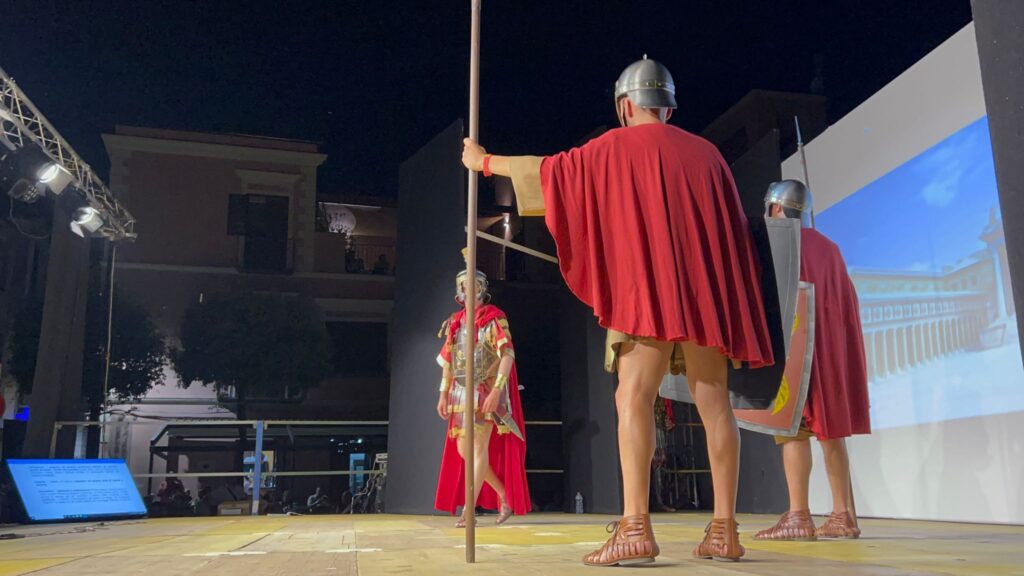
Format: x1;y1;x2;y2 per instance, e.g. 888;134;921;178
733;282;815;437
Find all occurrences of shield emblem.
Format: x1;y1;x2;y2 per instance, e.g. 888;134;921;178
734;282;815;436
660;218;802;408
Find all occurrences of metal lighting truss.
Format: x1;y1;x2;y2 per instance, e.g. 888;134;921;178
0;66;135;240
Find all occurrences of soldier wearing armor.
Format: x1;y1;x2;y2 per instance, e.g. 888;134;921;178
433;266;530;526
461;56;775;565
755;180;870;542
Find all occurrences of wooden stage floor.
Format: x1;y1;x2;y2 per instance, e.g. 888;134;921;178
0;513;1021;575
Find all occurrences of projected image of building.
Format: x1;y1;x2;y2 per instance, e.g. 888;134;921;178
817;116;1024;429
854;207;1014;382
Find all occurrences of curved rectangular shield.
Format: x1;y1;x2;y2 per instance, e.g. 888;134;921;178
734;282;815;436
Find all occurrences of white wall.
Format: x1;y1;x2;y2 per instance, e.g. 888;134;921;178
106;364;235;497
783;25;987;213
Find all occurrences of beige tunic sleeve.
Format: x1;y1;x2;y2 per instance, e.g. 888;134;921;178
509;155;546;217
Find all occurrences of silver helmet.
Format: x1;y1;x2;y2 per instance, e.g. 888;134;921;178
764;179;815;228
455;269;489;304
614;55;677;109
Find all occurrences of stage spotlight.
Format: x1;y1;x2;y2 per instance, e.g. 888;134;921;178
70;206;104;237
0;145;66;202
5;179;43;203
38;162;74;195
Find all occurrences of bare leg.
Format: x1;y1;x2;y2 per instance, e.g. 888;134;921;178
682;341;736;519
474;422;507;505
454;423;504;524
483;467;506;503
455;433;470;526
615;341;673;516
819;438;852;514
849;476;858;529
456;434;470;469
754;438;817;542
783;439;812;512
581;341;667;566
817;437;861;538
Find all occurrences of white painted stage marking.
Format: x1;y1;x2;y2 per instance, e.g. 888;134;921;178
185;551;268;557
325;548;382;554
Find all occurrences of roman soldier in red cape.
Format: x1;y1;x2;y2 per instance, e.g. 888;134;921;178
434;264;530;526
462;57;775;565
756;180;870;542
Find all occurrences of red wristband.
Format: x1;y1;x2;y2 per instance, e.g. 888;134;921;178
482;155;493;177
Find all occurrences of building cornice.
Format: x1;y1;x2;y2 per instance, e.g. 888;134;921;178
102;133;327;167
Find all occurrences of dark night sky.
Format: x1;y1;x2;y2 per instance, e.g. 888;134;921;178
2;1;972;199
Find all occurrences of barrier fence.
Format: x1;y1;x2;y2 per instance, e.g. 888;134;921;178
50;419;565;516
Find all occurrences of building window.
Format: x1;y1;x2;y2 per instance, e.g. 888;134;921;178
227;194;290;272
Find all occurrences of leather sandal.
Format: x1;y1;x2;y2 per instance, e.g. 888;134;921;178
495;503;513;525
582;514;659;566
817;510;860;539
754;510;817;541
693;518;745;561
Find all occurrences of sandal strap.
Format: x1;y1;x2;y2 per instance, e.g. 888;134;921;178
582;514;659;566
755;511;816;540
694;517;745;560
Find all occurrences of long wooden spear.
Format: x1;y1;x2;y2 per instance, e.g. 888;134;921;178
463;0;482;563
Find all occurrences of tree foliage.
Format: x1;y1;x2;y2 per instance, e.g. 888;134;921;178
7;289;166;409
83;289;166;409
172;292;332;401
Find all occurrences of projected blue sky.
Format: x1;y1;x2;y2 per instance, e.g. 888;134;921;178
818;116;998;273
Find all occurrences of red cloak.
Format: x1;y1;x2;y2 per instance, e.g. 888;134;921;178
434;304;531;515
800;228;871;439
539;123;774;368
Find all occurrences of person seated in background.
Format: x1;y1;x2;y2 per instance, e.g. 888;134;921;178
307;486;326;509
345;247;364;273
194;485;215;516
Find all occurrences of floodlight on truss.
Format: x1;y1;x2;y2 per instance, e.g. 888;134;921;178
0;144;74;202
0;66;135;241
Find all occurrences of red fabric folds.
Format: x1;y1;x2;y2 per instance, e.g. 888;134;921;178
539;123;774;367
799;229;871;439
